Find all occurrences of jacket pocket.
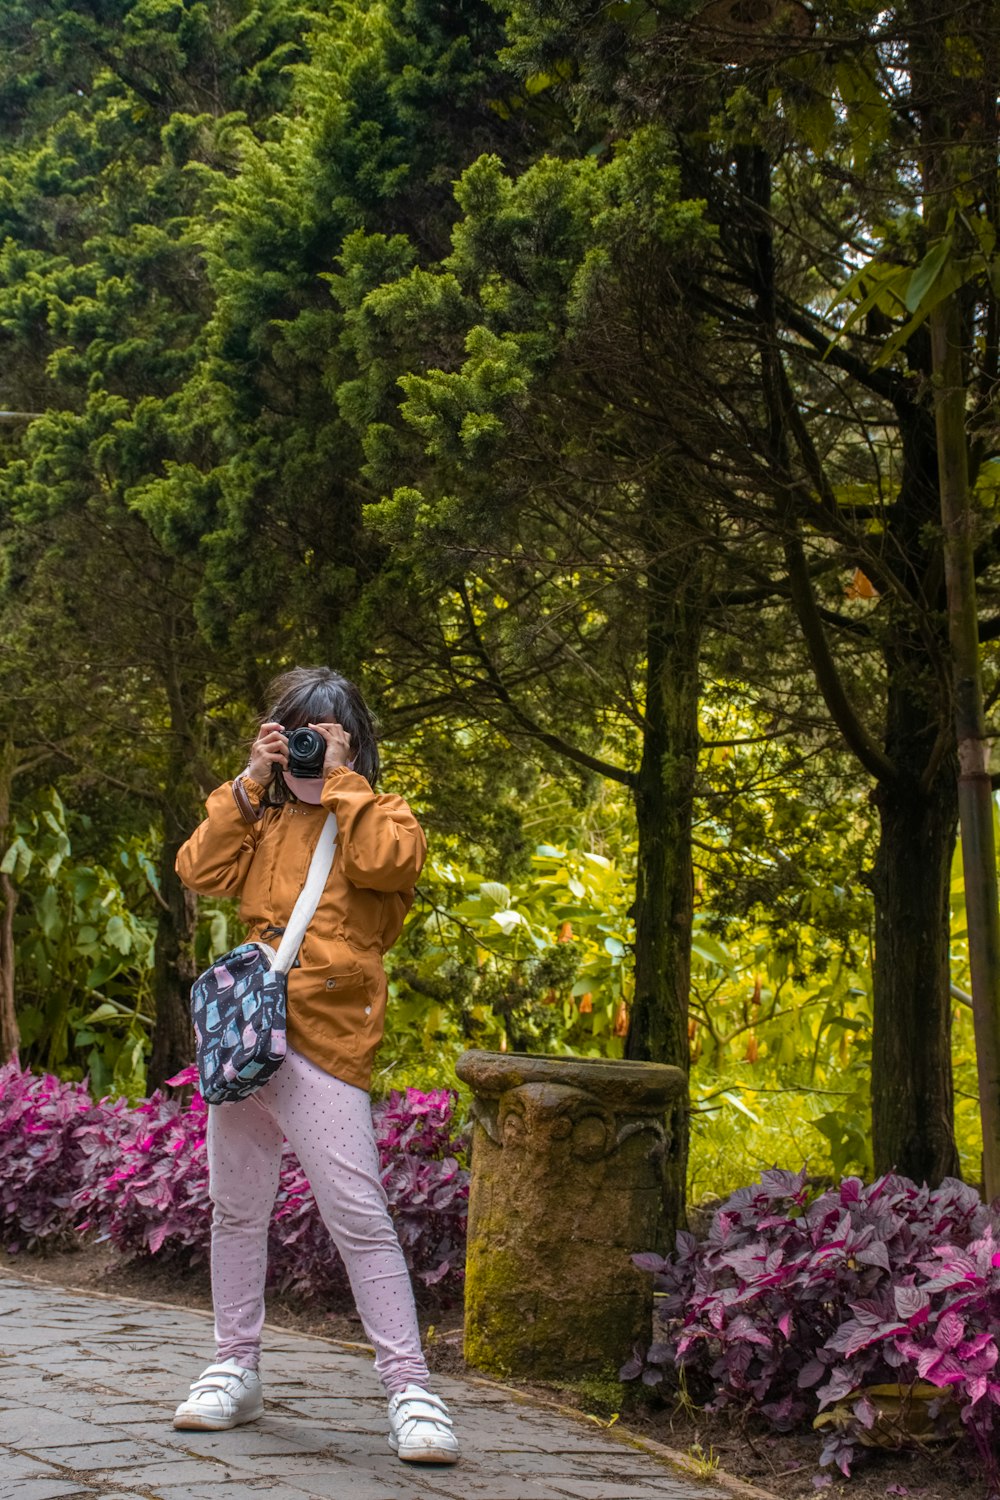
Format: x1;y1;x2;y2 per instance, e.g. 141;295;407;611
321;964;374;1054
322;964;364;993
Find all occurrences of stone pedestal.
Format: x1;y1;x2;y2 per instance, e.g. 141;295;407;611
455;1049;686;1380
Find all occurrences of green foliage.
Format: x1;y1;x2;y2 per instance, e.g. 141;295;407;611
0;0;997;1202
687;939;876;1196
4;791;157;1099
386;840;636;1066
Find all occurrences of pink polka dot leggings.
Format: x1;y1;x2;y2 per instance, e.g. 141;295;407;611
206;1046;431;1395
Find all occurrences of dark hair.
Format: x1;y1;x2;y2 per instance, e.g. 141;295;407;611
264;667;380;795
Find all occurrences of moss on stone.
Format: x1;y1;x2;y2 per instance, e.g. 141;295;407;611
459;1053;682;1381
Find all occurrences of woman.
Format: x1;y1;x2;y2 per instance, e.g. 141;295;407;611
172;667;459;1465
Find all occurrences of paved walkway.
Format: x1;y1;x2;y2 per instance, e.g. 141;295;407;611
0;1273;733;1500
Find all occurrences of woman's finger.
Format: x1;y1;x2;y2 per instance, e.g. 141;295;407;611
310;721;351;746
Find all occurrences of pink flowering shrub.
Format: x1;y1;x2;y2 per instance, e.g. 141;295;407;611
1;1062;468;1299
625;1169;1000;1489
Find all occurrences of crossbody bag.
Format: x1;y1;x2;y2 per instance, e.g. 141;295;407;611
189;812;337;1104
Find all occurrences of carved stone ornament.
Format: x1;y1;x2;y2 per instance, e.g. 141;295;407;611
456;1050;686;1380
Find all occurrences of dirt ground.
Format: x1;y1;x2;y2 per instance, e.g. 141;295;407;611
3;1241;988;1500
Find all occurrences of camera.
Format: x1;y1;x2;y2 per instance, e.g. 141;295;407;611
285;726;326;778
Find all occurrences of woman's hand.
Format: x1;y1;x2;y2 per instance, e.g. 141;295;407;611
246;721;288;785
310;721;353;777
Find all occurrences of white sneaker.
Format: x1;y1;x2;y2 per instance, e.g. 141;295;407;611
387;1384;459;1463
173;1359;264;1430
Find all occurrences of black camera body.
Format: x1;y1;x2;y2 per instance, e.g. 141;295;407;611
285;726;326;778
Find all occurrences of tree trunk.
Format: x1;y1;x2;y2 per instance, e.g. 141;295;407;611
147;814;200;1092
0;739;19;1064
917;0;1000;1197
147;674;204;1091
625;543;706;1239
0;873;18;1066
738;129;961;1185
870;680;961;1184
929;286;1000;1197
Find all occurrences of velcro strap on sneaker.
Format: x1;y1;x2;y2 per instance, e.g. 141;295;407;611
395;1398;453;1426
189;1371;248;1394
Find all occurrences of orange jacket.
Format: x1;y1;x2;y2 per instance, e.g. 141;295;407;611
176;766;427;1091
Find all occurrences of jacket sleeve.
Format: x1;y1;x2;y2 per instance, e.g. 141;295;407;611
320;767;427;892
175;782;263;898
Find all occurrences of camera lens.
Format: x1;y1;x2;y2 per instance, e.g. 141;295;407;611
286;727;326;777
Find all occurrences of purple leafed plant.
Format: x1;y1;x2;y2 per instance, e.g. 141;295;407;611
623;1169;1000;1491
269;1087;469;1300
0;1060;136;1251
375;1087;468;1286
73;1066;212;1260
0;1062;468;1301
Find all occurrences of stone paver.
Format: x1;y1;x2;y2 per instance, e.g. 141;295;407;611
0;1273;735;1500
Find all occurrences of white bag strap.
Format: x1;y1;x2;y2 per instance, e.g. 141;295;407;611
271;813;337;975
